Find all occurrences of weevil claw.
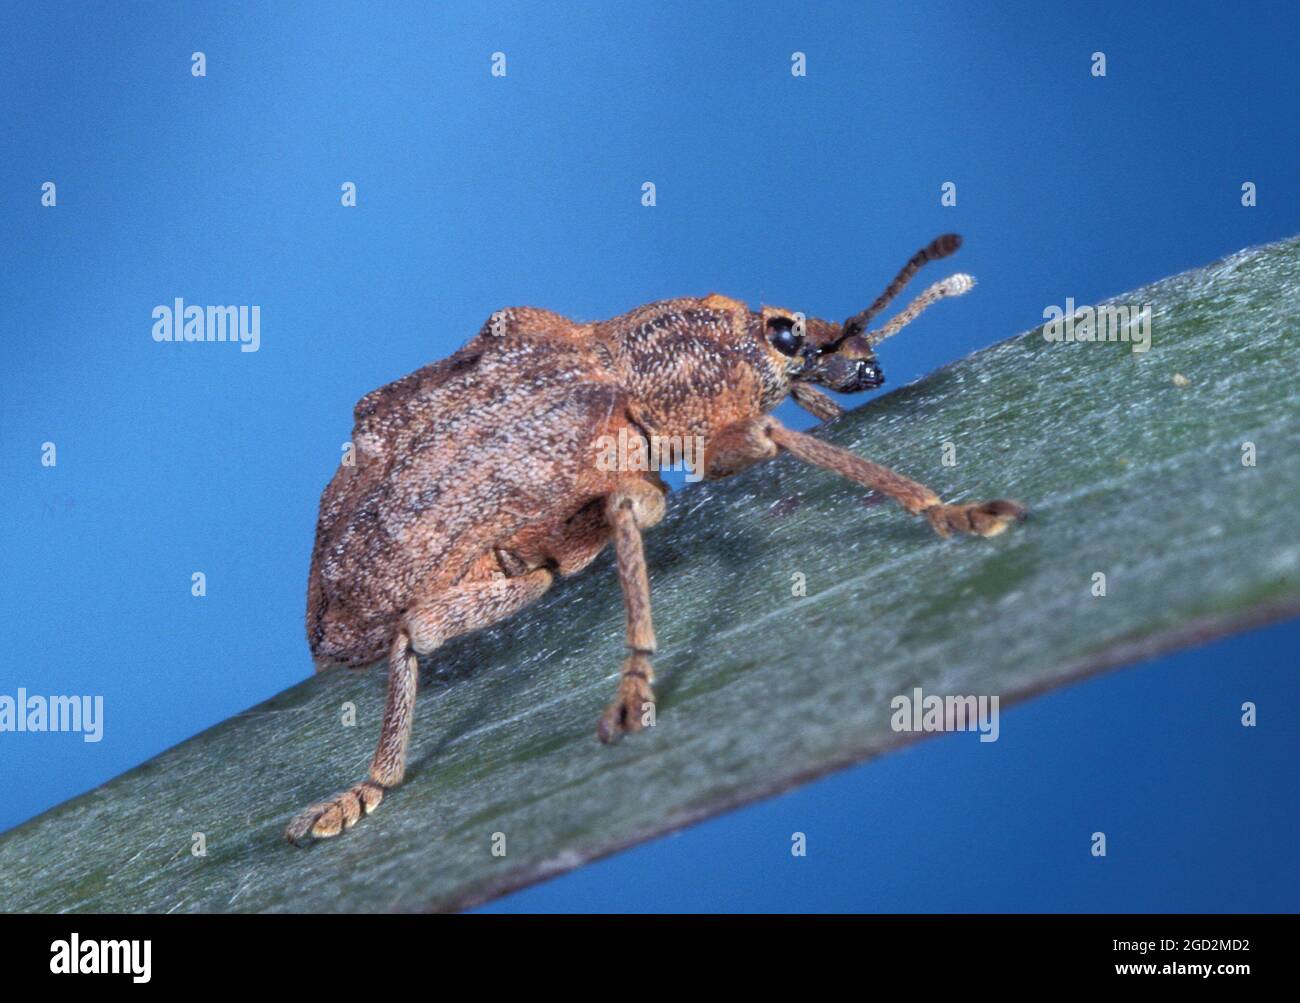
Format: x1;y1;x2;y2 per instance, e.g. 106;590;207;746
597;661;656;744
284;780;385;846
925;499;1026;539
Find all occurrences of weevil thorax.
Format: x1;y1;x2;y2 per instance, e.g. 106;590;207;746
595;294;846;441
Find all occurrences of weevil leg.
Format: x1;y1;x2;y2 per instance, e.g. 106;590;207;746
790;384;844;423
706;416;1025;538
699;415;781;480
285;567;553;845
597;479;664;744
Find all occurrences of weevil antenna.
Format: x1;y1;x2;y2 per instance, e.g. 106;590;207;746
841;233;963;340
866;273;976;346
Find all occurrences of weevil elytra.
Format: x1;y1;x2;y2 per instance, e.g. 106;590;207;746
285;233;1025;844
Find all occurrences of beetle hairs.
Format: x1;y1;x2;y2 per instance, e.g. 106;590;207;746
866;273;977;346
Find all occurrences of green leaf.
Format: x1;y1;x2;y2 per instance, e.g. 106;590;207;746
3;238;1297;913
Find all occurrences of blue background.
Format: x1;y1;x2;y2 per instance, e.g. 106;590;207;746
1;1;1296;911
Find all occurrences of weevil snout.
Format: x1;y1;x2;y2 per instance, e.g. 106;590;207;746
799;337;884;392
844;356;885;391
794;328;885;393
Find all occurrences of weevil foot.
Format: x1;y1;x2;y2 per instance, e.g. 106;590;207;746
284;779;385;845
925;499;1026;539
597;655;656;744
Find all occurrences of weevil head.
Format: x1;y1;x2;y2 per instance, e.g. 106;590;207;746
757;233;973;400
756;307;885;394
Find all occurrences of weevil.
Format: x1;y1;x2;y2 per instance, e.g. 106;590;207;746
285;233;1025;844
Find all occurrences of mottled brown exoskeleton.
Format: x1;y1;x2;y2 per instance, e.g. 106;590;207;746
285;233;1025;844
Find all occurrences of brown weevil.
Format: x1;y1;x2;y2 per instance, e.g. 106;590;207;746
285;233;1025;844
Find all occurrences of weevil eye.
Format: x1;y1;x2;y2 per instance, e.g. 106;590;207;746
766;316;803;356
